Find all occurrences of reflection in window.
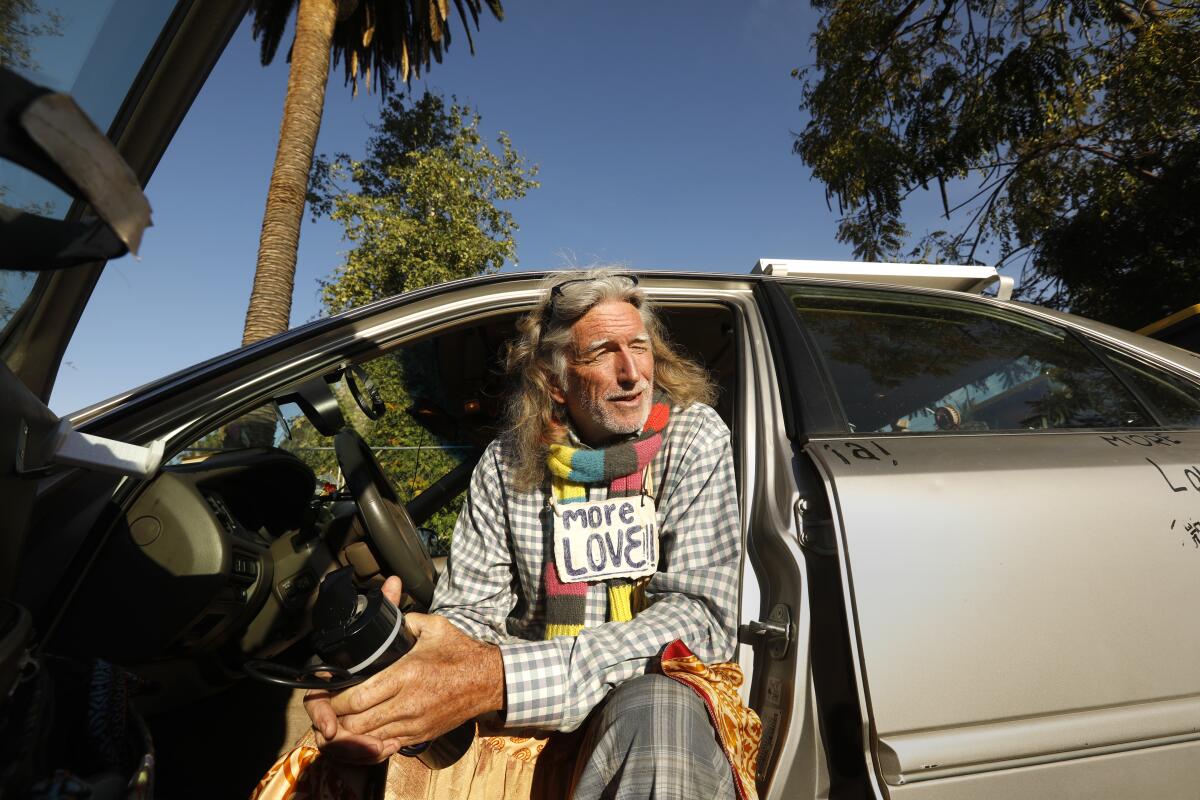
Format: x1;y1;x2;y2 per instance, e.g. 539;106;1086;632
1;1;182;342
788;287;1152;434
1;0;180;216
1106;350;1200;428
0;270;36;329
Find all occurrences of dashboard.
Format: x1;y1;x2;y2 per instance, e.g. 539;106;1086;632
48;448;346;708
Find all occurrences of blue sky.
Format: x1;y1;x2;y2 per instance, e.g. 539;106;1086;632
47;2;945;414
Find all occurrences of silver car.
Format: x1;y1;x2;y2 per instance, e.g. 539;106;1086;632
4;3;1200;798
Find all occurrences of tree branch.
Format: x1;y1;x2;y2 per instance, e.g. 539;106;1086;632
865;0;929;75
1071;143;1164;182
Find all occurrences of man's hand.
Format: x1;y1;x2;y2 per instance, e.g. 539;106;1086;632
304;576;504;762
330;610;504;744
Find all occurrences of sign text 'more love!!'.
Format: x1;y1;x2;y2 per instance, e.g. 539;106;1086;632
552;497;659;583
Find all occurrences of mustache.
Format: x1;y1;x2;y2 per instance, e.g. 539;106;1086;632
605;380;651;401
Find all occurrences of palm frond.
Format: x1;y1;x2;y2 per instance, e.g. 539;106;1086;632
453;0;477;54
248;0;298;66
252;0;502;95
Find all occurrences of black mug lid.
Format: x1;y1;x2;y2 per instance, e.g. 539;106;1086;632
311;567;402;671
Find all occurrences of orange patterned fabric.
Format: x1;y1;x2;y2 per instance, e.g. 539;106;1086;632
251;641;760;800
380;730;580;799
249;729;577;800
249;736;374;800
659;639;761;800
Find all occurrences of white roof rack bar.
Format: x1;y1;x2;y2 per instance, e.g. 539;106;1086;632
751;258;1014;301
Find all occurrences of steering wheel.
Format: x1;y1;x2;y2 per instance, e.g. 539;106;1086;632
333;428;438;609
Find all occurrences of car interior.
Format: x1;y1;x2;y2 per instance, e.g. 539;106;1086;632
34;302;742;796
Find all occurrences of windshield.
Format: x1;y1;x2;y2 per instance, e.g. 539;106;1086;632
0;0;181;333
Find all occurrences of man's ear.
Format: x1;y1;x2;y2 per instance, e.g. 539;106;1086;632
548;374;566;405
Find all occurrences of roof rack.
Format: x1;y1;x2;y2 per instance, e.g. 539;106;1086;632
751;258;1014;301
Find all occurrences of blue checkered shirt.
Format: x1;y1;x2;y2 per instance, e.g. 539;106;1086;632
430;402;740;732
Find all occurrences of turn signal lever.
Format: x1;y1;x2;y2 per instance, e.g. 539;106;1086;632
244;567;473;768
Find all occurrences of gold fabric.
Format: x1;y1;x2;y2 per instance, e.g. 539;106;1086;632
250;645;761;800
659;644;761;800
249;727;581;800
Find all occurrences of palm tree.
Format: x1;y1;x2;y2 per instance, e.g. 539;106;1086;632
242;0;503;346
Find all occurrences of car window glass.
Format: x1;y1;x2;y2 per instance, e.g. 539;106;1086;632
170;336;490;555
1;0;183;337
348;341;488;552
171;403;299;463
1103;349;1200;428
0;271;37;330
787;286;1152;434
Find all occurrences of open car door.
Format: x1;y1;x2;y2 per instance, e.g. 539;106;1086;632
0;2;244;791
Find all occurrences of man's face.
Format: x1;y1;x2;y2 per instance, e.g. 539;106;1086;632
551;300;655;445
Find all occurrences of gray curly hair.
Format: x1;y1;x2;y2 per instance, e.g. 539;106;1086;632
502;267;715;490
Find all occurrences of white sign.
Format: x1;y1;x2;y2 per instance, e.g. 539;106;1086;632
552;496;658;583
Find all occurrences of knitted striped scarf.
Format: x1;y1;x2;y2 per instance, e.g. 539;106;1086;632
542;395;670;639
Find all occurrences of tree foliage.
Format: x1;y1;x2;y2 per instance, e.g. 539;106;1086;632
306;92;536;545
310;91;538;311
0;0;60;72
0;3;60;330
796;0;1200;329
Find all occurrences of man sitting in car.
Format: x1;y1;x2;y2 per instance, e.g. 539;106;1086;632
305;268;744;798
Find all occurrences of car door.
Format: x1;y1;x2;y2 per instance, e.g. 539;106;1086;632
766;280;1200;798
0;0;244;690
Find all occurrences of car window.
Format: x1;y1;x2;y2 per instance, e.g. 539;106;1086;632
787;285;1153;434
171;336;489;554
1103;349;1200;428
0;0;184;336
339;343;483;552
167;300;740;562
171;403;300;464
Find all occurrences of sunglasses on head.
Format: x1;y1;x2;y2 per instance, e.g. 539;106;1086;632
548;274;639;311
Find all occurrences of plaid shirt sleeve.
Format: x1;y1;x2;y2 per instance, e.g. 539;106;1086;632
500;406;740;731
430;441;517;645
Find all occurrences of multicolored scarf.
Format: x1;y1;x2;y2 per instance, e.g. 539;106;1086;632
542;395;671;639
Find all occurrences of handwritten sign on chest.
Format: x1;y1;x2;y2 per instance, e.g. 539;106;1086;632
552;496;658;583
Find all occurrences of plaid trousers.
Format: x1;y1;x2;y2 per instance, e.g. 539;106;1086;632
572;674;737;800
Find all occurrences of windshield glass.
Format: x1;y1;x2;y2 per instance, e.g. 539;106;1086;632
0;0;181;332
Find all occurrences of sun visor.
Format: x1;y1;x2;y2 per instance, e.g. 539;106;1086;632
0;67;152;270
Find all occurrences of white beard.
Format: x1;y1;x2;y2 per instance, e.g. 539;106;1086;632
577;378;653;437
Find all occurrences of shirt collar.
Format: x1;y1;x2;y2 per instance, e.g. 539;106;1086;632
563;421;638;451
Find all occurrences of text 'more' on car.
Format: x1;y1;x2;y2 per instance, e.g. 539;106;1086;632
6;2;1200;798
